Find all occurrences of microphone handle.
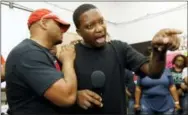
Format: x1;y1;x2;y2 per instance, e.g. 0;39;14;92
93;88;103;97
92;88;104;110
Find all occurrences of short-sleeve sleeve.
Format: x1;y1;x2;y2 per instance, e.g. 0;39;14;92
123;42;148;72
16;50;63;96
113;40;148;74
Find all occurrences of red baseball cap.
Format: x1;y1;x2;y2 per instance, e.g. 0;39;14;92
27;8;70;32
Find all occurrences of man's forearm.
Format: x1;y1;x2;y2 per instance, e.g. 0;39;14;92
148;49;166;79
62;61;77;96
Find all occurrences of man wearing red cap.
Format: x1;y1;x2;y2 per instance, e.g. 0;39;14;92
5;8;77;114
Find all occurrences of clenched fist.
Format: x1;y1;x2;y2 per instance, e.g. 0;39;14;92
152;28;182;52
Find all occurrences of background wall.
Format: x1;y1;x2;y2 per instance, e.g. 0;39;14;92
116;2;187;44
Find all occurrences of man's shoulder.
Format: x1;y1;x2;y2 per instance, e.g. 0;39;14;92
7;39;46;61
108;40;130;49
110;40;128;45
15;39;42;51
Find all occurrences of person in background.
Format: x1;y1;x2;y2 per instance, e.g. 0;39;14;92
125;70;138;115
1;55;5;82
5;8;77;115
170;54;187;96
170;54;187;115
67;3;182;114
134;68;181;115
181;56;188;115
182;56;188;84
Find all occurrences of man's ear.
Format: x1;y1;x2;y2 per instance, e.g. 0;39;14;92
39;19;48;30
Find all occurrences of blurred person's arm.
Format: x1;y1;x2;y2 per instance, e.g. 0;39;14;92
1;55;5;82
1;63;5;82
169;85;181;110
180;82;188;91
134;75;141;110
126;88;131;97
134;86;141;110
177;88;184;96
169;85;179;102
168;73;181;110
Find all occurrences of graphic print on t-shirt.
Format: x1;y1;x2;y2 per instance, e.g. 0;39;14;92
171;72;183;84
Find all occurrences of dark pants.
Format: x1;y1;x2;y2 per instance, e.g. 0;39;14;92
140;105;174;115
181;92;188;115
140;97;174;115
127;98;135;115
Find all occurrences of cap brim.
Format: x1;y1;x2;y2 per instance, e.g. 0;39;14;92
55;19;70;32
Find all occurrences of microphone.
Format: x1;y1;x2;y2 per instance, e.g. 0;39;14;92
90;71;106;111
91;70;106;96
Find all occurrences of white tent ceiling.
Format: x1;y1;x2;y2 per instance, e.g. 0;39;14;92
47;2;185;24
1;1;187;44
8;1;186;25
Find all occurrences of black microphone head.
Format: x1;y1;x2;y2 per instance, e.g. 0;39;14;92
91;70;106;88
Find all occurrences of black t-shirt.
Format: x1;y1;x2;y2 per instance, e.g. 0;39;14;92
5;39;66;115
71;40;147;114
